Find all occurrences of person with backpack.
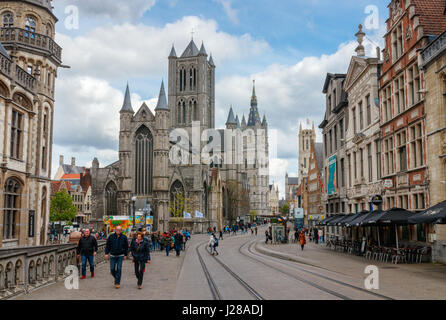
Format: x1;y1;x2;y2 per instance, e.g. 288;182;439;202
174;231;184;256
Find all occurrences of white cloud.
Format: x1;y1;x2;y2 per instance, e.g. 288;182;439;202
57;0;156;22
214;0;239;25
56;16;269;80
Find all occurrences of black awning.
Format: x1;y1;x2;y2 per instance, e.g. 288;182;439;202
360;210;387;226
326;214;347;226
335;214;357;226
408;200;446;225
364;208;413;226
319;215;337;226
345;211;371;227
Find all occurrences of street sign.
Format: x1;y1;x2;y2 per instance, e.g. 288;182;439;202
371;195;383;206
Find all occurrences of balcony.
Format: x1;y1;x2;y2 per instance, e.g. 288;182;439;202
422;29;446;67
15;65;35;91
0;27;62;63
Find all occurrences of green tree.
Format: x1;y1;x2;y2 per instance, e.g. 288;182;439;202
169;192;190;218
50;190;77;230
280;203;290;216
250;210;258;223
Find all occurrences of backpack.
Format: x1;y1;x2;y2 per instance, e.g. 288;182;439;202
214;237;219;247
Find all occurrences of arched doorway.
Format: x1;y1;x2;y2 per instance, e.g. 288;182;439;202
169;180;184;218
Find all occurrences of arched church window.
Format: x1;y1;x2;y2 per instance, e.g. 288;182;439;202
193;68;197;89
105;181;118;216
3;178;21;239
179;69;184;92
25;16;36;39
177;102;181;124
189;69;193;90
3;12;13;28
135;125;153;195
46;23;52;37
182;101;186;124
193;101;197;121
188;101;192;123
183;68;187;91
170;180;184;217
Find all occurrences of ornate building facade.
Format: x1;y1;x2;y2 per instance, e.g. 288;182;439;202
344;25;382;214
90;40;270;232
0;0;61;247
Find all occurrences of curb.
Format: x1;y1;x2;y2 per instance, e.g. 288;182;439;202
255;242;323;269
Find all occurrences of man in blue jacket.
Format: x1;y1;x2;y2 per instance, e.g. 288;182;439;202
105;226;128;289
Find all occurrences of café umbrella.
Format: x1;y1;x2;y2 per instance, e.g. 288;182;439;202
408;200;446;225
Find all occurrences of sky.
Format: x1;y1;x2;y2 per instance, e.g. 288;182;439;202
51;0;390;198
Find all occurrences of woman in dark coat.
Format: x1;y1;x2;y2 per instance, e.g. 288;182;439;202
130;232;151;289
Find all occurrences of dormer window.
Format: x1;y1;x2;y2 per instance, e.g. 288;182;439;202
25;16;36;39
3;12;13;28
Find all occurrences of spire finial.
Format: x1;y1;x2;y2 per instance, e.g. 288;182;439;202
120;83;134;113
355;24;366;57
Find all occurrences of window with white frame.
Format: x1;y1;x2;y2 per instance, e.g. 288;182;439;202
408;63;421;106
396;130;407;172
394;74;405;114
383;85;392;122
366;95;371;126
392;23;404;62
384;136;394;175
413;193;425;211
409;122;424;169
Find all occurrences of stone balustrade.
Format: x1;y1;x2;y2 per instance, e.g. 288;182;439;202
0;241;106;300
15;65;35;91
0;27;62;62
0;54;11;76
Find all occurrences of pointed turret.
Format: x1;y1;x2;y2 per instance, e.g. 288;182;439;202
235;115;240;128
120;83;134;113
169;44;177;58
155;80;169;110
241;114;247;128
226;106;237;126
262;114;267;126
199;42;207;56
209;54;215;67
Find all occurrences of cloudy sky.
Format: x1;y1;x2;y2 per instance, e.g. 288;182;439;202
51;0;389;198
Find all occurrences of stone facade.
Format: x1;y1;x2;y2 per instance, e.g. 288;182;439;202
344;25;383;214
319;73;348;218
90;40;269;233
0;0;61;248
306;139;324;227
422;27;446;263
268;184;279;216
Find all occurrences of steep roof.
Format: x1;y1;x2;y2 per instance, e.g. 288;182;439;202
287;177;299;185
61;164;86;175
155;81;169;110
169;45;177;58
209;54;215;66
199;42;207;55
226;107;237;125
412;0;446;36
181;39;200;58
120;84;134;113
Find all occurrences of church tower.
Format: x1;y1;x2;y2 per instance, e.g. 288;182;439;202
153;81;170;232
298;122;316;181
0;0;62;246
168;40;215;137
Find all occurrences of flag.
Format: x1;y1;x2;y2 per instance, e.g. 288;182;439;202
183;211;192;219
195;211;204;218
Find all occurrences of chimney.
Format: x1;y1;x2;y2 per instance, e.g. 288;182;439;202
59;155;64;166
71;157;76;166
376;46;381;60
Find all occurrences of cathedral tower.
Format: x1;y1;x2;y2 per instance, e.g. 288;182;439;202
168;40;215;137
298;122;316;181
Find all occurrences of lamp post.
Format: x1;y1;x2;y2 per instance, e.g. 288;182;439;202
131;196;137;231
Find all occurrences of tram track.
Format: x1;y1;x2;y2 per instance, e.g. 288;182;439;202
196;241;264;300
240;239;394;300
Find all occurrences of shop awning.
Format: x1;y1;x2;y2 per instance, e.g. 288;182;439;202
326;214;347;226
363;208;413;226
359;210;386;226
408;200;446;225
336;214;359;226
344;211;371;227
318;215;337;226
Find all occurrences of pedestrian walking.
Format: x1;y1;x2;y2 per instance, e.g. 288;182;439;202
265;230;269;244
299;231;306;251
76;228;98;279
174;231;183;256
314;227;319;244
209;233;219;255
318;228;324;244
219;230;223;240
130;232;151;289
255;226;258;236
105;226;129;289
163;233;174;256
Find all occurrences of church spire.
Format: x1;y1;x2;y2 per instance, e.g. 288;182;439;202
120;83;134;113
226;106;237;126
169;44;177;58
251;79;257;107
155;80;168;110
199;42;207;56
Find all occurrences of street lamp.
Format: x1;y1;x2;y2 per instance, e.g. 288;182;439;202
131;196;137;231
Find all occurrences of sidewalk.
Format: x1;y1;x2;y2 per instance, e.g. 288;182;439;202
257;238;446;299
15;247;187;300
